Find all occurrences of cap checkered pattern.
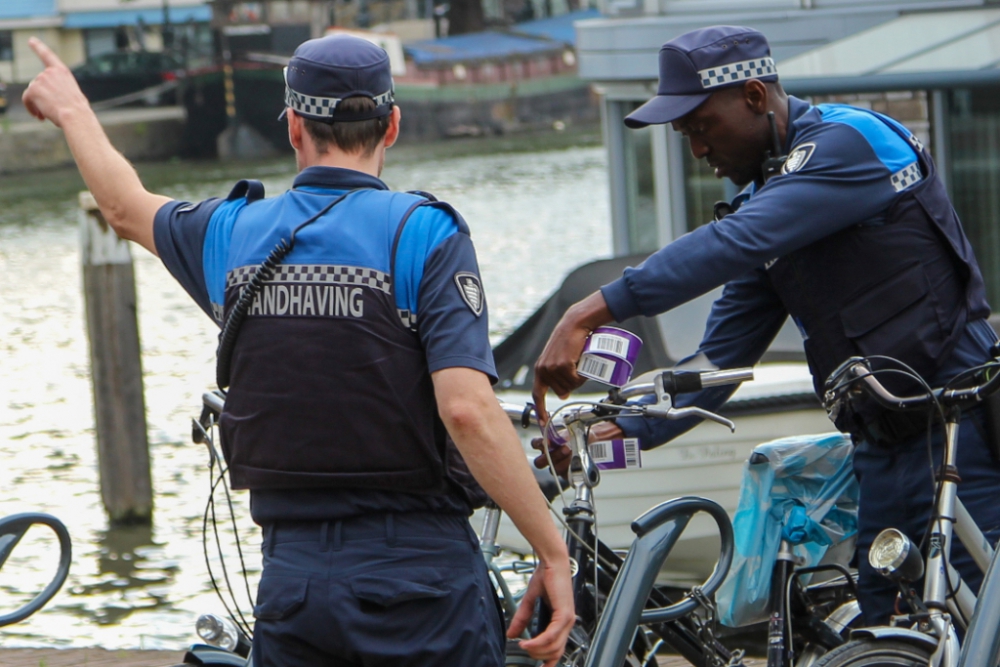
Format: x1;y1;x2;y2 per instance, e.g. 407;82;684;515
284;86;394;120
227;264;392;293
699;57;776;89
891;162;923;193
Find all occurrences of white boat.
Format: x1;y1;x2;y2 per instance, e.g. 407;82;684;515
483;363;835;581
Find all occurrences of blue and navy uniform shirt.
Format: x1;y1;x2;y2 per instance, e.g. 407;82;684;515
604;96;997;448
153;166;496;520
155;166;496;381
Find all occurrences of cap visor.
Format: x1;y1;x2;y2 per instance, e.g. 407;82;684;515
624;92;711;128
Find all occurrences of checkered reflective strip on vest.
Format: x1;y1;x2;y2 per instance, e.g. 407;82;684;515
698;58;776;89
227;264;391;292
891;162;923;192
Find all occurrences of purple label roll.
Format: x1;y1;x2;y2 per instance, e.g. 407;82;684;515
586;327;642;365
577;353;634;387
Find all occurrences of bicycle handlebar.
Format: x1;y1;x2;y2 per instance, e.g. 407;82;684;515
823;356;1000;413
0;513;72;628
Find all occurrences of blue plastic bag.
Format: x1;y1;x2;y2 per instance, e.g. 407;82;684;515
716;432;859;627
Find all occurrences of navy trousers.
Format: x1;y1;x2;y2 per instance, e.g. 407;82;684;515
251;512;505;667
854;407;1000;626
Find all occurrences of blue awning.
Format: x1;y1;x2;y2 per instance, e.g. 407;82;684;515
64;4;211;29
511;9;601;47
0;0;56;21
405;32;564;66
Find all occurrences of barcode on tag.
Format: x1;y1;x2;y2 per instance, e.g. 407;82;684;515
578;354;614;382
623;438;641;469
591;333;629;358
589;441;613;463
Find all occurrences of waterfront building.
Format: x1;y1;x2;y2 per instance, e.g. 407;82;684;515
0;0;211;84
577;0;1000;309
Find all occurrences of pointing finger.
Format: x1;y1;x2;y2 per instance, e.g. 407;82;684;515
28;37;65;69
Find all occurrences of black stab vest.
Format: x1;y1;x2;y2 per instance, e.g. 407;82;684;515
217;186;486;508
763;124;990;424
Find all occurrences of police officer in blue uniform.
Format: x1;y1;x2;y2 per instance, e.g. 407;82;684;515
23;34;573;666
531;25;1000;626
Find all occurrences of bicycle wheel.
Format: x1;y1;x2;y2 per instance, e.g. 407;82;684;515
505;639;540;666
812;639;932;667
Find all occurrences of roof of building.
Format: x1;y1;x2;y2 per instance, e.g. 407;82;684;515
63;4;211;29
404;31;565;66
778;7;1000;93
575;1;1000;91
511;9;602;46
0;0;56;20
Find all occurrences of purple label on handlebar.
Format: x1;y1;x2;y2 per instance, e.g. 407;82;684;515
589;438;642;470
544;421;567;449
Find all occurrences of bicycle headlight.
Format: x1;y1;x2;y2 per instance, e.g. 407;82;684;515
196;613;240;652
869;528;924;582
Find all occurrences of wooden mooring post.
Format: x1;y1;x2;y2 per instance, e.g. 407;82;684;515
79;192;152;525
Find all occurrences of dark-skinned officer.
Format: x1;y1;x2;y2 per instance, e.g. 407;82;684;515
531;25;1000;626
23;34;573;666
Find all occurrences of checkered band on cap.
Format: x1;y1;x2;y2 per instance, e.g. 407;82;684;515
891;161;923;193
699;57;777;89
284;86;394;120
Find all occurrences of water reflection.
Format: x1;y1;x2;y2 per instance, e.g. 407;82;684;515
63;525;175;626
0;130;610;648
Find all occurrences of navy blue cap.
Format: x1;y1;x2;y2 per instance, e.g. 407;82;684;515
624;26;777;129
279;33;395;123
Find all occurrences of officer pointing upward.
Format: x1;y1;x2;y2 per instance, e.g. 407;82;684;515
24;34;573;666
533;25;1000;626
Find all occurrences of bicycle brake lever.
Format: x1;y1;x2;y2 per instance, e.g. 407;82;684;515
645;406;736;432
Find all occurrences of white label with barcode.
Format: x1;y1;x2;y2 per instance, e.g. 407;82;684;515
590;333;630;358
578;354;615;383
623;438;641;469
589;441;613;463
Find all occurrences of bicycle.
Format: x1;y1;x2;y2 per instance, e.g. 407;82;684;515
785;355;1000;667
0;512;72;628
494;366;860;667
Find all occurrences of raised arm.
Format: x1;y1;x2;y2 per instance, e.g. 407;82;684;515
432;367;573;667
21;38;169;255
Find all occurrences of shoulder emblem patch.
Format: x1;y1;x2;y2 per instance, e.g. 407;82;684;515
782;143;816;174
454;272;484;317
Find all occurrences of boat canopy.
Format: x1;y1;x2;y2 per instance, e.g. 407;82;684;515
493;254;807;392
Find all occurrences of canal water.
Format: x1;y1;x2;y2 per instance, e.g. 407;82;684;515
0;132;611;649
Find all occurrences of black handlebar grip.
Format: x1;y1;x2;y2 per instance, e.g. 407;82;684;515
662;370;703;395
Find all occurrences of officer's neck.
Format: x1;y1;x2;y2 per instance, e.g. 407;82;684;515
296;142;386;178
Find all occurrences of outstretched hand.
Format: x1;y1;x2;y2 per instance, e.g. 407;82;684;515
507;556;575;667
22;37;91;128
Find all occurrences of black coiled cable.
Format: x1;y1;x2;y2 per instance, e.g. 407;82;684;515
216;239;293;389
215;190;356;390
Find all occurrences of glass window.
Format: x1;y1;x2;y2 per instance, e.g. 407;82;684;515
682;137;725;231
0;32;12;62
622;103;658;253
947;87;1000;306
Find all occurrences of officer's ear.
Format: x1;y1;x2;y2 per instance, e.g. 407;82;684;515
287;108;305;151
743;80;768;116
383;105;402;149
